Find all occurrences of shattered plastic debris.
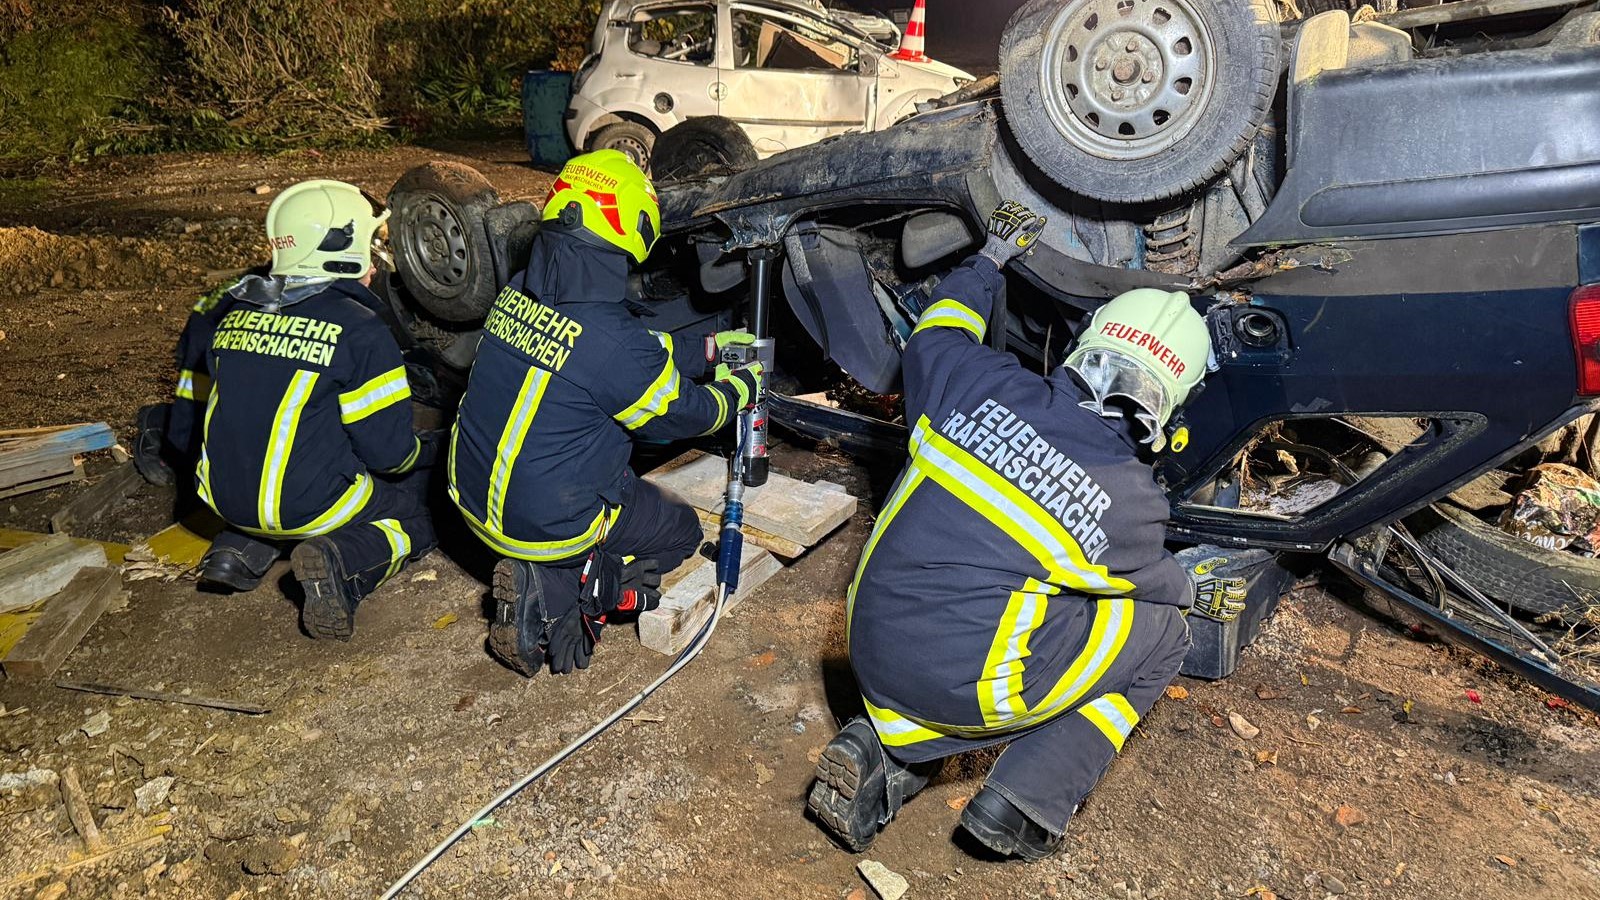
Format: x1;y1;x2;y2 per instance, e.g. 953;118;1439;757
1499;463;1600;554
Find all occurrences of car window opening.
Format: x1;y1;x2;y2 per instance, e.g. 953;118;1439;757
733;10;859;72
629;5;717;66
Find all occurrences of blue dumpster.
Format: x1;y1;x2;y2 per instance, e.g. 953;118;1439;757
522;71;575;167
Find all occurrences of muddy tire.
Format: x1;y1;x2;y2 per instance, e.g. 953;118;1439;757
389;162;500;323
1411;504;1600;619
999;0;1282;205
651;116;758;182
589;121;657;170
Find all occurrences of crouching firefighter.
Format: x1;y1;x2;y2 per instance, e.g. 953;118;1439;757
448;150;764;677
193;180;438;640
808;201;1251;860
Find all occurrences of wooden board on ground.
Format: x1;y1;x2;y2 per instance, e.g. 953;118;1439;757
0;423;114;499
0;534;108;615
0;528;129;565
50;461;143;535
142;515;223;568
645;452;857;551
637;544;783;655
691;508;805;560
2;566;121;679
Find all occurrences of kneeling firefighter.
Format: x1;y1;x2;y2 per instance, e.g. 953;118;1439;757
192;180;438;640
448;150;764;677
808;201;1250;860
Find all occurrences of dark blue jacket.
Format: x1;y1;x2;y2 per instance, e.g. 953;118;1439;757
196;279;421;537
848;256;1191;741
448;232;744;562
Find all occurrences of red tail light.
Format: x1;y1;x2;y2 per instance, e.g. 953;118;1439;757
1572;285;1600;396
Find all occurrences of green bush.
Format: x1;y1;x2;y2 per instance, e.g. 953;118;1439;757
379;0;602;131
0;0;606;163
156;0;388;150
0;8;157;164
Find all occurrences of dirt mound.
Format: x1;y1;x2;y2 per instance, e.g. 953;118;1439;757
0;223;263;299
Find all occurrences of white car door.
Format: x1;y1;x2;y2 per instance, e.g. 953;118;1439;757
716;4;875;156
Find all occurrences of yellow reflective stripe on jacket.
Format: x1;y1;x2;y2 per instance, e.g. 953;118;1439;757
699;383;730;437
864;700;946;748
844;469;927;645
456;503;618;563
908;417;1132;595
912;298;987;341
488;368;552;532
1012;598;1134;730
864;598;1136;743
239;473;374;539
372;518;411;585
447;419;461;496
258;370;319;530
175;369;211;402
338;366;409;424
382;435;421;475
615;333;683;430
1078;692;1140;752
196;368;222;510
978;578;1058;727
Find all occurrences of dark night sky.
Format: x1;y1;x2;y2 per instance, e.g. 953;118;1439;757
848;0;1029;73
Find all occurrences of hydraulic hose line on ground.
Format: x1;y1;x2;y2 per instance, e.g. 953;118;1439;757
380;583;733;899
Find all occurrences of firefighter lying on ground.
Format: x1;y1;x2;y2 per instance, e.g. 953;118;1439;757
178;180;437;641
448;150;765;677
807;200;1251;861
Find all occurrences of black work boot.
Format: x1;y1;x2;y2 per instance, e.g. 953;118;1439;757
488;559;550;677
959;785;1063;861
198;545;274;594
807;717;938;851
293;538;360;642
131;403;174;487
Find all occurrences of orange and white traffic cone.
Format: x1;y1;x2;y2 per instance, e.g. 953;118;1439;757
891;0;928;62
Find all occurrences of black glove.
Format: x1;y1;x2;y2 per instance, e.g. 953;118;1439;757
979;200;1047;267
543;606;596;675
579;552;663;619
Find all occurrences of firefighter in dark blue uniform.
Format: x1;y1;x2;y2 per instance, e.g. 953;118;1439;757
807;201;1250;861
190;180;437;641
449;150;763;676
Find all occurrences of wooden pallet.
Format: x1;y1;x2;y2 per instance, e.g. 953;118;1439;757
0;423;115;500
633;452;858;655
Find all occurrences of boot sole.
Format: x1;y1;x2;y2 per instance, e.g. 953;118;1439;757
293;543;354;642
807;740;875;852
488;561;541;678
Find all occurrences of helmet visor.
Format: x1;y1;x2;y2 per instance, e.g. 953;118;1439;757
1066;348;1170;448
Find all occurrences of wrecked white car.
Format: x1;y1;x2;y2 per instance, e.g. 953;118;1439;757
565;0;973;166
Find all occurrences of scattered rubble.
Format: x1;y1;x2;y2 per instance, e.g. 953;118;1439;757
858;859;909;900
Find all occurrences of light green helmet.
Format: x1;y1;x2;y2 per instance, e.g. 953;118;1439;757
1065;288;1213;451
266;180;389;278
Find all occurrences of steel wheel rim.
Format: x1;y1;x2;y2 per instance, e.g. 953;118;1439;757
606;135;652;168
1038;0;1216;161
405;197;470;295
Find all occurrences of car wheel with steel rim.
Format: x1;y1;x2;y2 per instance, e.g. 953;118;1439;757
590;121;658;171
388;162;501;323
1000;0;1281;205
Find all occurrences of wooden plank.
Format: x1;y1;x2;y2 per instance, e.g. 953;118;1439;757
0;534;108;614
0;422;116;452
0;528;130;565
637;543;782;655
645;453;857;550
50;461;143;534
692;508;806;560
2;567;120;678
0;457;83;500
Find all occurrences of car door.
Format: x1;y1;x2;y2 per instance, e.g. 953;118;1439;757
717;3;875;156
609;3;722;121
